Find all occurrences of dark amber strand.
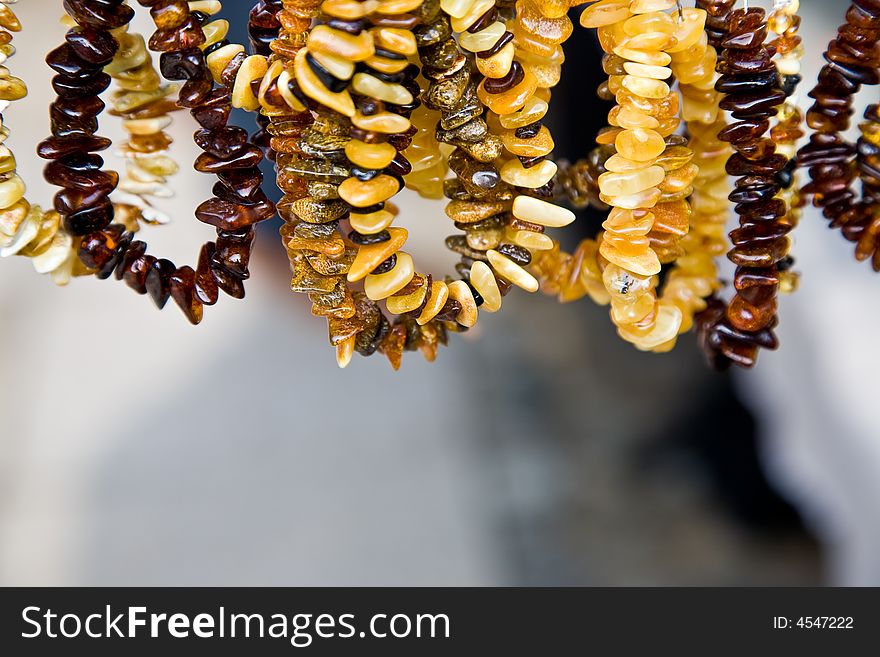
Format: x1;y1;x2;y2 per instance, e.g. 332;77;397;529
38;1;132;238
57;0;275;325
697;0;736;50
695;7;791;370
797;1;880;269
248;0;283;158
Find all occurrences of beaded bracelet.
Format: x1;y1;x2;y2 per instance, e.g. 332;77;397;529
37;0;274;325
695;6;792;369
796;0;880;270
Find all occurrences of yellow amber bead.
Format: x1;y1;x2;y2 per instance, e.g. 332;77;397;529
417;281;450;325
446;280;478;327
623;62;671;80
371;27;418;56
512;195;575;227
349;209;396;235
364;251;414;301
459;21;505;53
351;73;413;105
500;158;557;188
294;50;354;117
623;12;674;36
476;42;516;79
478;71;538;115
615;128;666;161
344;140;397;169
580;0;631;28
498;96;549;129
470;261;502;312
501;126;554;157
337;174;400;208
308;25;375;62
621;75;670;99
487;250;540;293
598;165;665;197
352;111;411;133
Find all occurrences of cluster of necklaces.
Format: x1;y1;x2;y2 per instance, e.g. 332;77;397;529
0;0;878;370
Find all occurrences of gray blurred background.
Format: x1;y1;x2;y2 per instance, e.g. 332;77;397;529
0;0;876;586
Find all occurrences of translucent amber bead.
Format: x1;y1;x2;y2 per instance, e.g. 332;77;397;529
621;75;670;99
615;128;666;162
580;0;631;29
598;165;665;197
478;72;538;115
337;175;400;207
364;251;414;300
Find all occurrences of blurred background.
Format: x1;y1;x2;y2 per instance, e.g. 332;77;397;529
0;0;877;586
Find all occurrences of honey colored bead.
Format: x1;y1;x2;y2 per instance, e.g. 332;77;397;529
600;237;661;276
512;195;575;228
311;50;355;81
498;96;548;129
610;105;660;129
308;25;375;62
599;187;661;209
470;261;502;312
623;62;671;80
446;280;478;327
451;0;495;32
338;175;400;208
459;21;505;53
629;0;676;13
322;0;380;20
387;278;430;314
440;0;475;19
364;251;414;301
621;75;670;99
371;28;418;56
417;281;449;325
352;111;411;134
0;174;25;208
349;209;396;235
348;227;408;282
487;249;539;293
336;336;355;369
201;19;229;49
500;158;557;188
365;54;409;76
603;208;655;236
478;71;538;115
501;126;554;157
604;153;656;172
599;165;665;197
475;42;516;79
351;73;413;105
345;140;397;169
294;50;355;117
650;200;690;236
206;43;244;83
613;44;671;67
580;0;631;28
623;12;674;36
233;55;269;110
665;8;707;54
505;228;554;251
378;0;424;14
615;128;666;161
618;302;682;351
